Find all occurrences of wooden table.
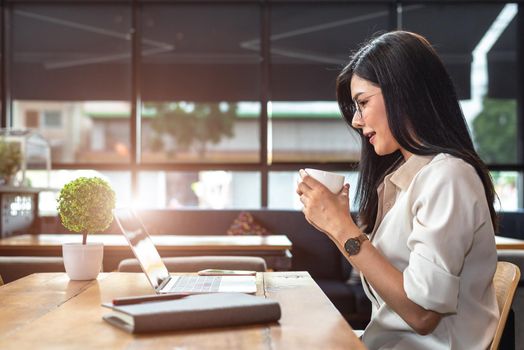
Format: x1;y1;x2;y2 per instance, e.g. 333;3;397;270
0;234;293;271
0;272;365;349
495;235;524;250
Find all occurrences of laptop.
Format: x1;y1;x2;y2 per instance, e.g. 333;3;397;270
113;208;257;294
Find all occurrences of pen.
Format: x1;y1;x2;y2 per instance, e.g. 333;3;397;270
112;293;190;306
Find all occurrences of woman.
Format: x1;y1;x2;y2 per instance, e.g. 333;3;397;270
296;31;499;349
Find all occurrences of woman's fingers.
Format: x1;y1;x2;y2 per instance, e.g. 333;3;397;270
299;195;308;206
296;181;312;196
298;169;322;188
341;183;350;196
299;169;308;179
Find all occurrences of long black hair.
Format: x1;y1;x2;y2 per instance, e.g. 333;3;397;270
336;31;497;233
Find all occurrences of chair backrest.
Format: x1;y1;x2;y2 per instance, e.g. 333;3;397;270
118;256;267;273
0;256;65;284
490;261;521;350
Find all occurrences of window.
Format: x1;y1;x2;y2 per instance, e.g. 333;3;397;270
2;2;523;212
402;2;522;210
25;169;131;215
140;4;261;164
137;171;260;209
42;110;62;128
269;3;391;163
11;4;132;164
491;171;520;211
402;3;518;164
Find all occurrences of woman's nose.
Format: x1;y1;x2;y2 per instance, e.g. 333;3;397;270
352;114;364;129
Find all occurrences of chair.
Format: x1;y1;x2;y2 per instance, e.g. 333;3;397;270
497;250;524;350
0;256;65;284
118;256;267;273
490;261;521;350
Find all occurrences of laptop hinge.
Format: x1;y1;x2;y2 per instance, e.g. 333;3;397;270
157;275;172;292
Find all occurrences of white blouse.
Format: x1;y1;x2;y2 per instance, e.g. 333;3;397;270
361;153;499;350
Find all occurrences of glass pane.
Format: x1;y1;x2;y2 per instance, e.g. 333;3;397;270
270;4;390;162
142;101;260;163
140;4;261;163
13;101;131;163
269;101;360;162
402;3;518;164
25;170;131;215
11;5;132;163
138;171;260;209
269;170;359;209
492;171;520;211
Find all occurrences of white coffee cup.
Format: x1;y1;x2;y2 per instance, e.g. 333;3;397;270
303;168;345;194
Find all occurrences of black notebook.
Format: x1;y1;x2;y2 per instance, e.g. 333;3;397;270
102;292;281;334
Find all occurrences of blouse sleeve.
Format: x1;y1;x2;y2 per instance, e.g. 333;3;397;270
402;158;488;314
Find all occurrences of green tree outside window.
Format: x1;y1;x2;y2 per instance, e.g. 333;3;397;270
147;102;236;158
472;98;516;164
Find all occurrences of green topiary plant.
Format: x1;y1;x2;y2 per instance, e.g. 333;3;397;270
0;139;22;185
57;177;116;245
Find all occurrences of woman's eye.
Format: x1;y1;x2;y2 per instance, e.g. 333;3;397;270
359;100;368;107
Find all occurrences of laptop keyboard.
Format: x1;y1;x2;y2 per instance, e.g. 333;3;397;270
169;275;222;293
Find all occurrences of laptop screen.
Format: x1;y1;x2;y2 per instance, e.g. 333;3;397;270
113;208;170;290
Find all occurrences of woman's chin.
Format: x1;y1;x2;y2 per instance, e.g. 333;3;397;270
373;146;397;157
373;146;385;156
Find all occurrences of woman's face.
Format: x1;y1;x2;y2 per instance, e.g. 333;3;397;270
350;74;410;160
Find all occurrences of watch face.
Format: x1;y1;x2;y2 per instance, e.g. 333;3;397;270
345;238;361;256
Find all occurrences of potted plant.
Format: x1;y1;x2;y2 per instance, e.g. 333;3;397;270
0;139;22;186
57;177;116;280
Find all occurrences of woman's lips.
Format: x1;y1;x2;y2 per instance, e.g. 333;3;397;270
368;132;376;145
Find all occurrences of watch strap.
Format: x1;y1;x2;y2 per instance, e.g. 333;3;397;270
356;233;369;244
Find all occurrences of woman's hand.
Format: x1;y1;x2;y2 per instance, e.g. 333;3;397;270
296;169;356;242
298;171;443;335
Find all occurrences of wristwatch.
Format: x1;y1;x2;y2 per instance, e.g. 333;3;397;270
344;234;369;256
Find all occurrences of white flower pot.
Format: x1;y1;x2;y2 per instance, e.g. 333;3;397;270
62;243;104;280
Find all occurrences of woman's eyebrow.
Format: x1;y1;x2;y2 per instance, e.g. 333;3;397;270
352;92;364;101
